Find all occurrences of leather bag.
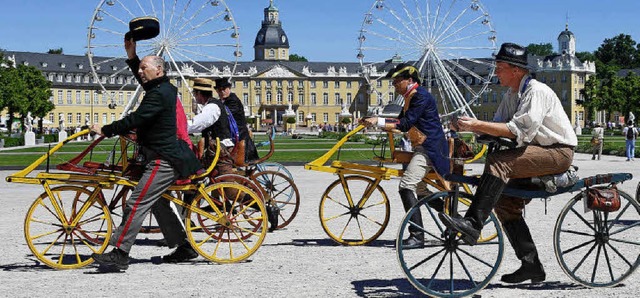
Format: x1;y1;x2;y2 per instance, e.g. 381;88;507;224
407;126;426;146
587;186;621;212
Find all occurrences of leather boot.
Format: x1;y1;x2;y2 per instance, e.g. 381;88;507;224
438;173;506;245
267;203;280;232
500;218;546;283
399;189;424;249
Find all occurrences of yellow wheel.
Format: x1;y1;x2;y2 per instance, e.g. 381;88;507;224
185;182;267;263
320;176;390;245
24;185;112;269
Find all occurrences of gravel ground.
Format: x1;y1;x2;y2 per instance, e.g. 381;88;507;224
0;152;638;297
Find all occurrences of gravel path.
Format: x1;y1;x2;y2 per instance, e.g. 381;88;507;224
0;152;638;297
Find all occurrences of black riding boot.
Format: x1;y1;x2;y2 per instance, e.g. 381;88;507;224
501;218;546;283
438;173;506;245
399;189;424;249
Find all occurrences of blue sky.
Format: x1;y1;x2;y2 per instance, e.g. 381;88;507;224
0;0;639;62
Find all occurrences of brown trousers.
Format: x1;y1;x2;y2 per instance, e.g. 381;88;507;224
486;145;574;222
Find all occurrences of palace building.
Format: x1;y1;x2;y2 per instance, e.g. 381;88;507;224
2;1;595;132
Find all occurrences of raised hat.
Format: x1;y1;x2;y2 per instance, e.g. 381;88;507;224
125;16;160;42
214;78;232;89
192;78;214;92
495;42;528;68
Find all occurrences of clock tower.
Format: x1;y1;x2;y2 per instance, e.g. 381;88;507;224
254;0;290;61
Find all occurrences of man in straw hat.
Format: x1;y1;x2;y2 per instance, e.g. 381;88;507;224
362;63;450;249
439;42;577;284
90;31;202;270
189;77;236;175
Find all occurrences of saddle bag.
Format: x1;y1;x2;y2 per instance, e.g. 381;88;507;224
586;186;621;212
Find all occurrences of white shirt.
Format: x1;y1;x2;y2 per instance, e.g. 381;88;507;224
188;100;234;147
592;127;604;139
493;76;578;147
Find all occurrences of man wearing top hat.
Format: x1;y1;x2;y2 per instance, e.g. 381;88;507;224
439;42;577;284
215;77;259;163
90;20;203;270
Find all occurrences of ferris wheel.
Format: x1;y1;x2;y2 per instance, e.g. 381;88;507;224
357;0;497;118
87;0;241;114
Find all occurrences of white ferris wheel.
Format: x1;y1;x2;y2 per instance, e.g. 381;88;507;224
86;0;241;114
357;0;497;118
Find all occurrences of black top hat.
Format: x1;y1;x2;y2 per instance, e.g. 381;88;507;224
495;43;528;68
214;78;232;90
125;16;160;42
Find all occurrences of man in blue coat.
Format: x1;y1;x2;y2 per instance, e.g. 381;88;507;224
363;63;450;248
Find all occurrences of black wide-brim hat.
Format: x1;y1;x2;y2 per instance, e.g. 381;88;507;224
214;78;232;89
495;42;528;68
125;16;160;41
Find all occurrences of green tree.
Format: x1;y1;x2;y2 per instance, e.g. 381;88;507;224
525;43;554;56
47;48;64;54
289;54;308;62
609;72;640;121
17;64;54;132
595;34;638;68
0;63;53;133
575;51;596;63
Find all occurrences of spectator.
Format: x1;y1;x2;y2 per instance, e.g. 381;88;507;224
591;123;604;160
622;120;638;161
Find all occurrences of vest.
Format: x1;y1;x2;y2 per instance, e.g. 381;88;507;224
202;99;232;145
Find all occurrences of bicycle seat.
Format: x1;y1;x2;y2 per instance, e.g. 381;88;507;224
476;134;517;149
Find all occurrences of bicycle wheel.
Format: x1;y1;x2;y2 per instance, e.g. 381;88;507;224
319;175;390;245
251;170;300;229
358;0;497;118
256;162;294;180
24;185;112;269
397;191;503;297
185;182;267;263
554;189;640;287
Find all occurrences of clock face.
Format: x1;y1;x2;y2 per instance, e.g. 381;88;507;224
281;35;287;43
258;33;264;43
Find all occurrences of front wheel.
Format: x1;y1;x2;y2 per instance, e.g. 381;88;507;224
397;191;503;298
554;189;640;287
319;175;390;245
24;185;112;269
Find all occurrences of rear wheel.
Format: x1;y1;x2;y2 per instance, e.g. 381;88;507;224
185;182;266;263
554;189;640;287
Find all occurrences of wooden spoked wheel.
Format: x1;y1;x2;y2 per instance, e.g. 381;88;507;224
185;182;267;263
24;185;112;269
251;170;300;230
319;176;390;245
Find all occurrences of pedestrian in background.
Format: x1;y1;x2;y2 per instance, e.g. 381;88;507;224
622;120;638;161
591;123;604;160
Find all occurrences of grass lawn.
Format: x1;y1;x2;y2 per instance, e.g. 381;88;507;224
0;133;634;168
